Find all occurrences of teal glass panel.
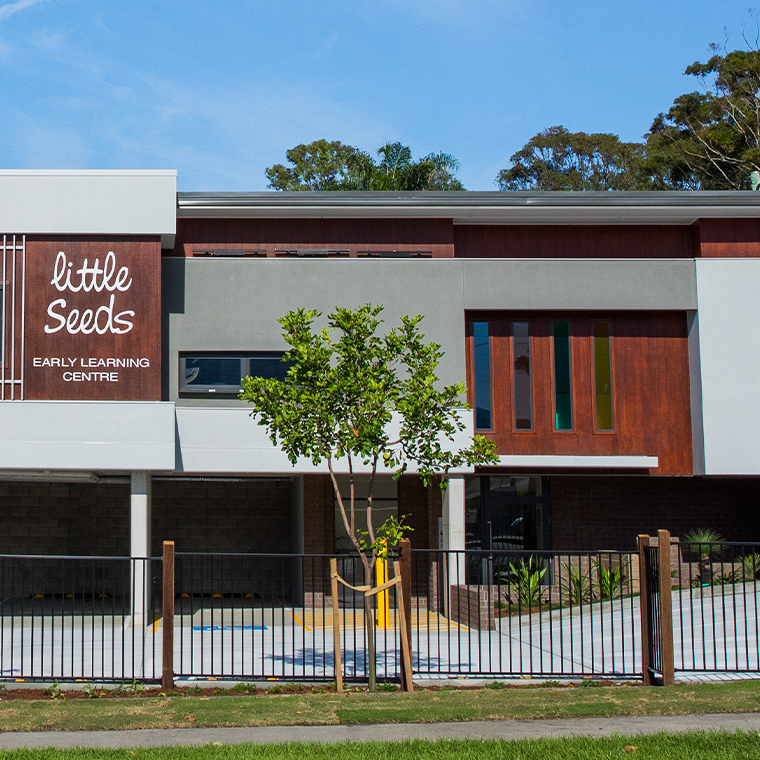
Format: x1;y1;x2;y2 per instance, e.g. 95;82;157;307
473;321;492;429
552;321;573;430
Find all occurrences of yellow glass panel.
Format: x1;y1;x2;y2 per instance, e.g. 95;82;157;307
593;322;613;430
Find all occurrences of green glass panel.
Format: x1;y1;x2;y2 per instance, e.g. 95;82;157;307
552;321;573;430
593;321;614;430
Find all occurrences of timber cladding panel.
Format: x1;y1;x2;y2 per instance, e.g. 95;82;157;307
24;236;161;400
453;225;699;259
466;311;693;475
172;218;455;257
698;218;760;257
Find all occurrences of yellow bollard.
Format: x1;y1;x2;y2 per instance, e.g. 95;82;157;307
376;541;389;629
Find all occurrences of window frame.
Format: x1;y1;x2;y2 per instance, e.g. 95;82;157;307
178;351;289;396
550;320;574;432
592;320;615;432
511;319;534;433
470;319;494;432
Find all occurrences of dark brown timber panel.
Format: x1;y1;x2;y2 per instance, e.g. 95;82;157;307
24;236;161;400
698;218;760;257
172;218;455;257
453;225;698;258
465;312;693;475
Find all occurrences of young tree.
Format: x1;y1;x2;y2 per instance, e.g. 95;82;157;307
240;304;497;689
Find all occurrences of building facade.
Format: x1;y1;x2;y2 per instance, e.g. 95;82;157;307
1;170;759;583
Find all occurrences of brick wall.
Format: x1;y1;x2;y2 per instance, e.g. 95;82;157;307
0;482;130;556
551;476;760;551
152;478;291;554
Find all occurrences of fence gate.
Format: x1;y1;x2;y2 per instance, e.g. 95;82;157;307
638;531;674;685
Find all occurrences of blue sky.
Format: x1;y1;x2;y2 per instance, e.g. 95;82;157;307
0;0;754;190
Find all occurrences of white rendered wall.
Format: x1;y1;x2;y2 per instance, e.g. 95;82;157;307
0;170;176;235
696;259;760;474
0;401;175;471
175;407;474;475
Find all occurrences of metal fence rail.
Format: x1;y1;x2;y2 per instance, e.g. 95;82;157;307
0;555;160;683
410;549;641;678
672;542;760;673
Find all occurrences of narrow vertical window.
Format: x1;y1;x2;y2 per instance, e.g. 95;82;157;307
473;321;492;430
512;321;533;430
593;321;614;430
552;321;573;431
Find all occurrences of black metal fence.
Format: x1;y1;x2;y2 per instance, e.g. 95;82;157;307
0;555;160;683
1;542;758;684
410;549;641;678
671;542;760;673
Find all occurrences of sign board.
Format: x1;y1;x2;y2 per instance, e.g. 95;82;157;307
23;237;161;400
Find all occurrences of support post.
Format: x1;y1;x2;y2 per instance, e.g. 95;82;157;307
330;558;343;693
442;476;466;616
398;538;412;692
393;560;414;693
162;541;175;693
637;534;653;685
130;471;152;627
657;529;675;686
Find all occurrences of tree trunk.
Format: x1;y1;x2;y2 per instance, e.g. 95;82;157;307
364;565;376;692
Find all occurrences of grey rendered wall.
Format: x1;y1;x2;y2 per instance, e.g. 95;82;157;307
163;258;468;405
163;257;697;406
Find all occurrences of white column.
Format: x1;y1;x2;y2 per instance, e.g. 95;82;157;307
130;471;152;627
442;476;466;614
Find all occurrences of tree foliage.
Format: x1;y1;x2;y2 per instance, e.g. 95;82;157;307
266;140;464;191
496;126;649;191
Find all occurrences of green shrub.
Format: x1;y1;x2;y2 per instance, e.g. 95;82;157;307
683;528;725;559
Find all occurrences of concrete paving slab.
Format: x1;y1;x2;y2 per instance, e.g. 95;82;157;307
0;712;758;749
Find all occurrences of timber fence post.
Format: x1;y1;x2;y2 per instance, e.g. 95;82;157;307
162;541;175;693
399;538;412;692
330;558;343;693
657;529;675;686
638;534;653;685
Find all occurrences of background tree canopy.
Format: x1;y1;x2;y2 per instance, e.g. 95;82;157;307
266;140;464;191
266;29;760;192
495;126;650;191
497;39;760;191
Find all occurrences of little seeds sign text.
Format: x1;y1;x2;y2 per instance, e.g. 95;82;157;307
45;250;135;335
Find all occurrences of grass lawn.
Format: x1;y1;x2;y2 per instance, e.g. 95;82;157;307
0;680;758;732
0;733;759;759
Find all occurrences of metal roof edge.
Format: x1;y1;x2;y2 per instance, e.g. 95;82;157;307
176;190;760;208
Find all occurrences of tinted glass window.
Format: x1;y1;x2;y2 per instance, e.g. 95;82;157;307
184;357;243;389
512;321;533;430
